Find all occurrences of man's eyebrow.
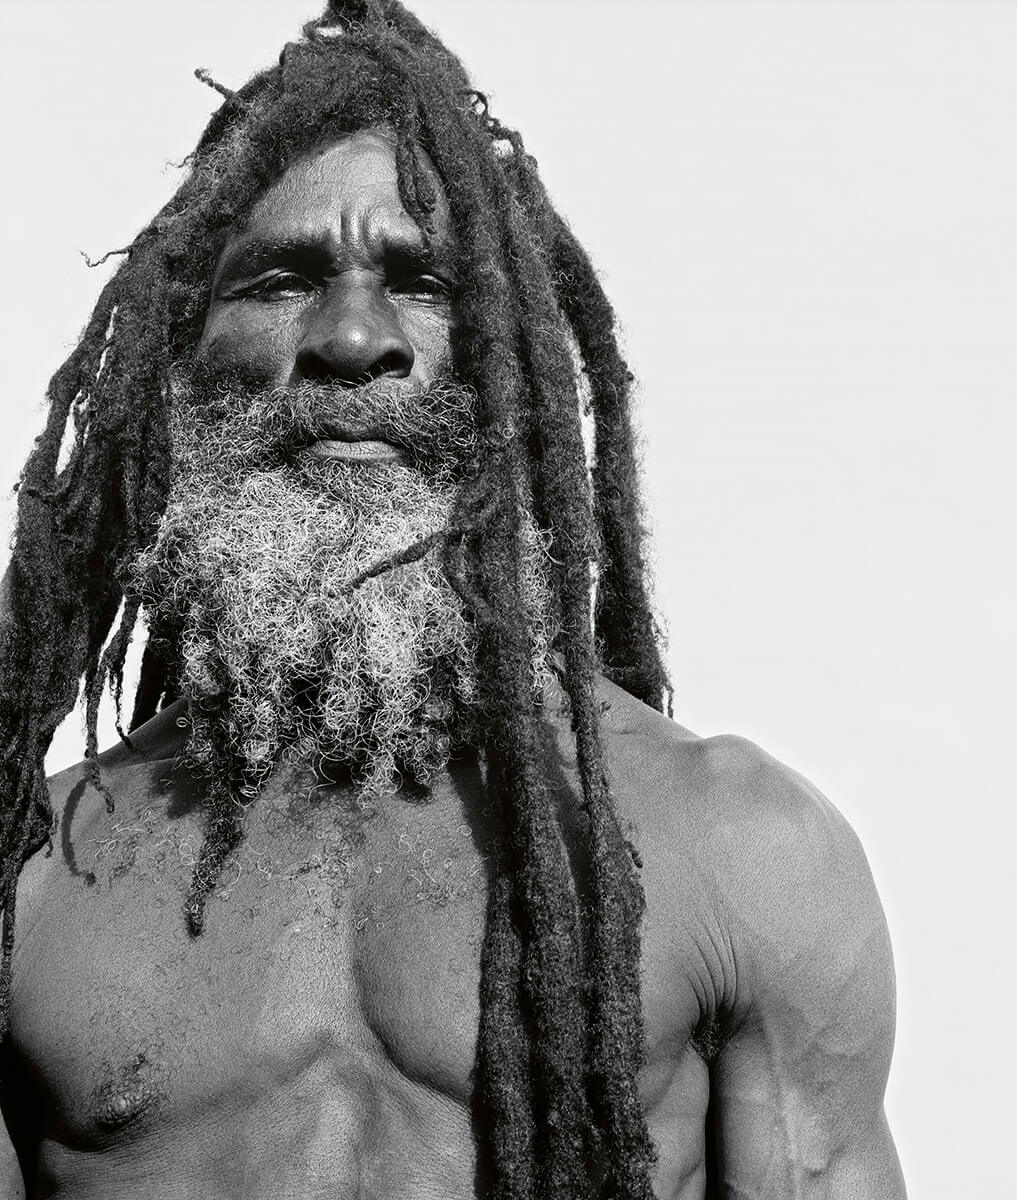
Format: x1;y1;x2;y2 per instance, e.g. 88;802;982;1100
214;227;454;280
384;240;454;273
372;225;456;276
214;234;331;280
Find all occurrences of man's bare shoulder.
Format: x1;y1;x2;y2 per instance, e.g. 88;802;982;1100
594;674;848;856
15;708;191;935
598;678;900;1180
595;676;892;1003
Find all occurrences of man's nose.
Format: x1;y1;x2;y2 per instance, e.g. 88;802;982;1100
291;278;414;385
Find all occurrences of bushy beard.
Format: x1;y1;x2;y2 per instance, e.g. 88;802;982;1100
128;370;551;799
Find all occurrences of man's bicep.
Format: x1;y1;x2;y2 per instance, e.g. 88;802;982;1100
710;1029;904;1198
705;767;905;1197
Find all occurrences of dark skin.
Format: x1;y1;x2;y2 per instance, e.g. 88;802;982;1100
0;131;905;1199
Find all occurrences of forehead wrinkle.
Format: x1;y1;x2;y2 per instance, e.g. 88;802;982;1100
222;153;443;275
349;200;427;262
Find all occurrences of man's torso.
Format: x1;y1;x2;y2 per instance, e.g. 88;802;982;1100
5;680;756;1199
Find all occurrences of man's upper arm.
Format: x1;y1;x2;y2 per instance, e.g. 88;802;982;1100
704;743;905;1198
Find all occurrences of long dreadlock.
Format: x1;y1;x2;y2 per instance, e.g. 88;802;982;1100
0;3;670;1196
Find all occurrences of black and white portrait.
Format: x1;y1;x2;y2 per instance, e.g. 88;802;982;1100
0;3;1012;1197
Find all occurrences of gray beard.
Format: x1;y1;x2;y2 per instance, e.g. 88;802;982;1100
128;374;551;798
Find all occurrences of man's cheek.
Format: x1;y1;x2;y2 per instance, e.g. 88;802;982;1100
400;307;454;387
194;309;296;390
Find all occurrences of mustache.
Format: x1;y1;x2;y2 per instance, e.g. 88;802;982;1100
175;371;478;476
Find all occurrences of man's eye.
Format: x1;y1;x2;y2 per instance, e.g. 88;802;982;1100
390;274;451;301
235;272;312;299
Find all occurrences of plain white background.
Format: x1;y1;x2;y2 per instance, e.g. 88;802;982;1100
1;2;1014;1194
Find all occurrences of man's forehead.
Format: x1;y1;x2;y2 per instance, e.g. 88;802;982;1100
221;128;453;260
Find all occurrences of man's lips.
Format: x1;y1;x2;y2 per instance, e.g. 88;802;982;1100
304;438;406;464
292;423;408;465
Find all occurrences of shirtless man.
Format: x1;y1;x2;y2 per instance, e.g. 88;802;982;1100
0;3;905;1197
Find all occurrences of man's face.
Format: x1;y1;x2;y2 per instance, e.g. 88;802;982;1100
128;130;476;794
195;128;455;459
131;128;549;796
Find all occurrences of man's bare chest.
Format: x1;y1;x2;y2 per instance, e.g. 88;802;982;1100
10;765;495;1154
6;744;716;1198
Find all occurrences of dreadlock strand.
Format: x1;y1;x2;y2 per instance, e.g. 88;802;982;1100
477;867;536;1200
0;757;53;1041
499;151;668;713
446;358;581;1187
85;594;143;805
182;774;245;936
432;202;595;1200
548;218;669;712
461;147;619;1197
397;79;596;1190
479;136;659;1196
130;640;170;731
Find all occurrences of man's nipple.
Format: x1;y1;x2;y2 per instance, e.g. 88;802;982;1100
92;1050;167;1132
96;1083;160;1129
